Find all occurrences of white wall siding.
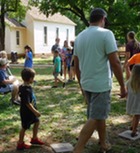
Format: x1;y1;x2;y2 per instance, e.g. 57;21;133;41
5;12;75;56
25;14;34;53
5;27;26;54
5;27;11;53
33;21;75;54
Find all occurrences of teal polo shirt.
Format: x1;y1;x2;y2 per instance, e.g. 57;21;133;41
74;26;118;92
54;56;61;73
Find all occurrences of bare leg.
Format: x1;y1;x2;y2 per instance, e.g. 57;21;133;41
63;62;67;80
97;119;106;149
18;128;26;143
71;67;75;79
54;77;58;86
73;119;97;153
32;121;39;139
132;115;140;134
125;66;131;80
68;70;71;80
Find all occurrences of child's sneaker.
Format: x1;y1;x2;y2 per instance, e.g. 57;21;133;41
63;82;66;88
30;138;44;145
17;142;31;150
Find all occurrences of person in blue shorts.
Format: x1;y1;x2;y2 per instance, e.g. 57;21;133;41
24;45;33;68
17;68;44;150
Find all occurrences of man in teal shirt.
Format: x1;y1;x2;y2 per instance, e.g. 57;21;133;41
73;8;126;153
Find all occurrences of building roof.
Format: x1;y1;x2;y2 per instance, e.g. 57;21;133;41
5;15;26;28
28;7;76;26
21;0;76;26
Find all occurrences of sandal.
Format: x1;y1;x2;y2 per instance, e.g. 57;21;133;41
131;132;138;137
99;143;112;153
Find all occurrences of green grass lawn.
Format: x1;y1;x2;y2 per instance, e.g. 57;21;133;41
17;56;53;65
0;62;140;153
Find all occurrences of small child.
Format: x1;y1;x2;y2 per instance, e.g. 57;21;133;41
24;45;33;68
66;47;72;81
17;68;44;150
52;49;65;88
126;64;140;137
0;50;12;75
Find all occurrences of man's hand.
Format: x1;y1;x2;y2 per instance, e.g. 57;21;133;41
119;86;127;98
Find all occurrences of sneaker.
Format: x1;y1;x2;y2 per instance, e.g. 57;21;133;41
17;142;31;150
63;83;66;88
99;143;112;153
67;79;73;83
30;138;44;145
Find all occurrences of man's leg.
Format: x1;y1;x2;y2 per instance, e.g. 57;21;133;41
97;119;107;149
73;119;97;153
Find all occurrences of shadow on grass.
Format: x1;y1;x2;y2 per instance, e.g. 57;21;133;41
1;77;140;153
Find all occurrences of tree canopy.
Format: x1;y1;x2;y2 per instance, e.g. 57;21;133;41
29;0;140;44
0;0;26;50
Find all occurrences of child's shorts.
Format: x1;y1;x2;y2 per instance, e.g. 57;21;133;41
84;90;111;120
21;112;39;129
0;84;14;93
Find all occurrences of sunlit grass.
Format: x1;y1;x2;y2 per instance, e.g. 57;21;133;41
17;56;53;65
0;59;140;153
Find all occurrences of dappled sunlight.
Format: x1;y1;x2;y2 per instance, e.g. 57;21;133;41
0;65;140;152
108;115;132;125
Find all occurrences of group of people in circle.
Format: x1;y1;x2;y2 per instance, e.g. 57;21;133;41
51;38;75;88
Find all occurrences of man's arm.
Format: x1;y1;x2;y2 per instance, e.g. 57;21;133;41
74;55;86;98
74;55;80;84
108;52;126;98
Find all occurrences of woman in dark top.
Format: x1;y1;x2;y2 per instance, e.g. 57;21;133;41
124;31;140;79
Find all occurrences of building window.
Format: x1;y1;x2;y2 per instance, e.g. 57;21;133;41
16;31;20;45
44;26;47;44
56;27;59;38
66;29;69;42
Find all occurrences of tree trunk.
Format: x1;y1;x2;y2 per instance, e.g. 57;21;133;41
0;16;5;51
0;3;5;51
